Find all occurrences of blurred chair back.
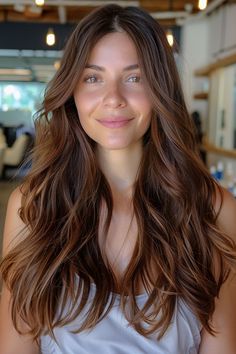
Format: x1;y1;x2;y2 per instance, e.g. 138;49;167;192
4;133;30;166
0;147;6;178
0;128;7;148
0;128;7;178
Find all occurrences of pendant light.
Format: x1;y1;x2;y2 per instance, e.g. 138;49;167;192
166;29;174;47
46;28;56;46
198;0;208;10
35;0;44;5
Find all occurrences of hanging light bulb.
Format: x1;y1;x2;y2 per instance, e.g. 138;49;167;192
35;0;44;5
46;28;56;46
198;0;208;10
166;29;174;47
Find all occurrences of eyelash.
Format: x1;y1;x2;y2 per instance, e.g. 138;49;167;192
83;74;141;83
83;75;98;83
128;75;141;83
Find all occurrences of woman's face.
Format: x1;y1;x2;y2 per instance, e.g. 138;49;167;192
74;31;152;151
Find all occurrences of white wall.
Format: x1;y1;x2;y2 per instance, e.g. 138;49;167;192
219;4;236;59
180;18;209;131
207;7;224;62
207;4;236;61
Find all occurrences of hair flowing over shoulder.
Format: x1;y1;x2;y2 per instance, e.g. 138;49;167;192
1;4;236;341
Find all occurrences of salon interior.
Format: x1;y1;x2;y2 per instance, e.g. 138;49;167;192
0;0;236;250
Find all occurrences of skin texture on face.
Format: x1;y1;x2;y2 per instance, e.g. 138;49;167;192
74;31;152;152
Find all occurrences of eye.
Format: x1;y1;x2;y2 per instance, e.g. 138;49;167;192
83;75;100;83
127;75;141;83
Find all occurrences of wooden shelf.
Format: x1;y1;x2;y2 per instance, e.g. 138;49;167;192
202;142;236;159
194;65;212;77
194;52;236;77
193;92;208;100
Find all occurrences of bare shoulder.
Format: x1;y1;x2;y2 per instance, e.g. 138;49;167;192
199;185;236;354
7;184;25;211
214;185;236;242
0;187;39;354
2;185;27;256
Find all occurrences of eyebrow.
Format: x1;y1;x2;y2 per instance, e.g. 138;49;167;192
84;64;140;72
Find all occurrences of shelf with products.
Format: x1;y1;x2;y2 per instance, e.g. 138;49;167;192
209;159;236;198
203;140;236;197
194;55;236;153
193;52;236;103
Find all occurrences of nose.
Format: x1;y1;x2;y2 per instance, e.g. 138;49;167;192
103;82;127;108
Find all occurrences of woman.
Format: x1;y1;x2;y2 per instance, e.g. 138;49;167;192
0;4;236;354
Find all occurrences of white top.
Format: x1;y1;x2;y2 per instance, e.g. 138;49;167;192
40;283;202;354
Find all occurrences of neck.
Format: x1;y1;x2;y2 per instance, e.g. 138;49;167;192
96;143;143;204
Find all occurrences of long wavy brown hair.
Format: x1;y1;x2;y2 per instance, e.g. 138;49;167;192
1;4;236;343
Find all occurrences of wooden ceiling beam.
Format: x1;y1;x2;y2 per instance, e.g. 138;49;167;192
0;0;217;24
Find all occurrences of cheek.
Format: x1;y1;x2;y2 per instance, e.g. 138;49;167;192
75;91;100;120
139;115;152;137
74;94;99;140
127;90;152;110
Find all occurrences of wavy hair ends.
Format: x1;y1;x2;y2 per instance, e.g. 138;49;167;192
1;3;236;343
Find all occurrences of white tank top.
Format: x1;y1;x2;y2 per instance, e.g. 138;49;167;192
40;282;202;354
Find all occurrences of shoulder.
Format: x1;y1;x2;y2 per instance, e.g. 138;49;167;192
199;185;236;354
7;185;23;211
2;185;27;256
6;185;24;214
214;185;236;243
0;186;39;354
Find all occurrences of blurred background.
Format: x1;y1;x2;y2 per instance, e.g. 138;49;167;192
0;0;236;249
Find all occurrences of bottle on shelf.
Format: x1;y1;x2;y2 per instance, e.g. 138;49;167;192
209;161;236;197
216;161;224;181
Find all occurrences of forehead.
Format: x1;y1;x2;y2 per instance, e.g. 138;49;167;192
87;32;139;66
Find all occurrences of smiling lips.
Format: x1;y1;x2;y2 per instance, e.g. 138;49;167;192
97;117;134;128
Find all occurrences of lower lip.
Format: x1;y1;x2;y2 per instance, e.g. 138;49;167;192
97;119;133;128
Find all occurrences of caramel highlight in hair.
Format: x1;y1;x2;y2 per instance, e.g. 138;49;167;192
1;4;236;343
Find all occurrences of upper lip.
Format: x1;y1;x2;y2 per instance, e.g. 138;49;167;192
97;116;133;122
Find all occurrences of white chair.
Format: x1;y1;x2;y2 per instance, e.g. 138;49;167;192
3;134;30;166
0;128;7;178
2;134;30;179
0;146;6;178
0;128;7;148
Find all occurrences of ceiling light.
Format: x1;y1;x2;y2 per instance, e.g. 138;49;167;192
46;28;56;46
198;0;208;10
166;30;174;47
35;0;44;6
